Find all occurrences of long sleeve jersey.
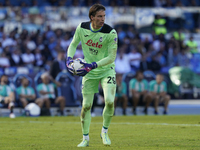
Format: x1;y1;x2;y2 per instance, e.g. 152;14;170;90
67;21;118;79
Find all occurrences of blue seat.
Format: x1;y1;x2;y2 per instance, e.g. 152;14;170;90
143;70;156;82
34;71;44;97
13;74;32;88
12;74;33;107
55;72;79;107
122;71;136;100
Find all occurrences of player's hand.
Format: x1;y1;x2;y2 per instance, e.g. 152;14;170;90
66;57;74;75
76;62;97;76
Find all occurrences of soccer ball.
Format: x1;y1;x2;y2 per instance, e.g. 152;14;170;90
25;103;41;117
69;58;86;75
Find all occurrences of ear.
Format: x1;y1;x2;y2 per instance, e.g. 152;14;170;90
91;15;94;21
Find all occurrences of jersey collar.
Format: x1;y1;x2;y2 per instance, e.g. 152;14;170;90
90;23;103;33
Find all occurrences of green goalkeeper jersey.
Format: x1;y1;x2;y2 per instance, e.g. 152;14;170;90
67;22;118;79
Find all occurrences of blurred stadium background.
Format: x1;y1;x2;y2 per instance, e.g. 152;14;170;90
0;0;200;117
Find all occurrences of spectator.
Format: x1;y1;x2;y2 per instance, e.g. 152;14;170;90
156;51;167;67
50;49;66;79
153;15;167;35
0;74;15;118
25;36;36;51
168;48;179;67
178;49;190;67
114;74;128;115
148;54;161;72
22;48;35;67
115;47;131;74
16;77;45;109
0;52;10;68
37;72;65;115
10;47;24;67
60;33;71;51
128;47;142;71
116;26;126;41
1;34;16;48
130;71;152;115
34;47;44;67
173;29;185;41
149;74;170;115
186;36;198;54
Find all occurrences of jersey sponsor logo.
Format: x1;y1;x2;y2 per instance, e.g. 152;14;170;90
85;39;102;49
99;37;103;42
84;35;89;37
89;48;98;55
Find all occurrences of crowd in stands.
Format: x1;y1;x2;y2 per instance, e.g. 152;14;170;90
0;0;199;7
0;1;200;118
0;22;197;75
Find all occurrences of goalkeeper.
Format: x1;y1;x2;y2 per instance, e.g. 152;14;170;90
66;4;118;147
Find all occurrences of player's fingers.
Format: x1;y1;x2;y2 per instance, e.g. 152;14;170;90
79;61;87;65
76;70;87;76
67;68;75;75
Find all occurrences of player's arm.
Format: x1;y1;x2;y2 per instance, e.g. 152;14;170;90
67;24;81;59
96;29;118;67
66;24;81;74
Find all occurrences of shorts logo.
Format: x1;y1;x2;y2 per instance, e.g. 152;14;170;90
85;39;102;49
99;37;103;42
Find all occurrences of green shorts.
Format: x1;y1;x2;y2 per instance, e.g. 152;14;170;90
82;71;116;94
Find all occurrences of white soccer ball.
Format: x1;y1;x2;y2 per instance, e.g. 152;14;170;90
25;103;41;117
70;58;86;75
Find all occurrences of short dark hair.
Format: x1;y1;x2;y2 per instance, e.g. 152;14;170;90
89;4;106;21
136;71;143;78
156;73;163;77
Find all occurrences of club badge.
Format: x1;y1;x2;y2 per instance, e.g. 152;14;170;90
99;37;103;42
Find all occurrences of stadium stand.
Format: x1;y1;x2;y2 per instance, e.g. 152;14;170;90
1;1;200;117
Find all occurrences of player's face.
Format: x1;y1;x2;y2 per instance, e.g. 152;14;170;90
156;75;163;84
91;10;105;29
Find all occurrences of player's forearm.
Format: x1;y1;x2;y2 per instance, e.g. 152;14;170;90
67;43;77;58
67;24;81;58
96;48;117;67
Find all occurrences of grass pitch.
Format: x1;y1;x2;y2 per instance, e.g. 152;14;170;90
1;115;200;150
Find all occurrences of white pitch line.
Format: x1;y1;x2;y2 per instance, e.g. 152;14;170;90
0;121;200;127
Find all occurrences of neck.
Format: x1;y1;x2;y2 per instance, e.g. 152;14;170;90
1;82;5;85
91;22;101;30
